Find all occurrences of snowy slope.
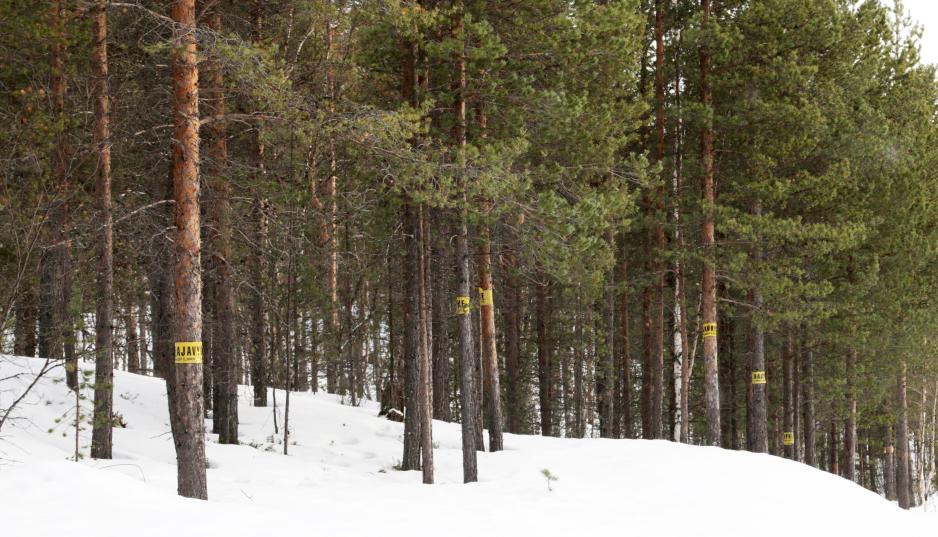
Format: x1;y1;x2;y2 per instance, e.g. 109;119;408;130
0;355;931;537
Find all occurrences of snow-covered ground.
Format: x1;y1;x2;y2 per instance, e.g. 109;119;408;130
0;355;932;536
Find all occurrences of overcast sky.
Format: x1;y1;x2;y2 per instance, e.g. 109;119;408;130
902;0;938;65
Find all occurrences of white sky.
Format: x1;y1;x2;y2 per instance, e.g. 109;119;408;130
902;0;938;65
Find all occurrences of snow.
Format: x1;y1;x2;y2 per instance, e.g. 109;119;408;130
0;355;932;537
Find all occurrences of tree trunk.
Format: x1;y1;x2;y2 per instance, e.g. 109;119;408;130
885;424;897;501
829;419;839;476
503;249;523;433
783;331;795;459
204;5;238;445
126;300;140;374
699;0;721;447
246;4;268;405
747;202;768;453
452;12;478;478
536;280;553;436
802;337;816;467
169;0;207;500
14;275;37;357
476;228;504;451
897;362;911;509
41;0;75;390
90;0;114;460
418;205;434;484
600;234;616;439
845;349;858;482
431;210;452;421
615;247;633;439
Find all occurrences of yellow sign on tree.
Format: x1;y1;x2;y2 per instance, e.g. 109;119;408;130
456;296;470;315
175;341;203;364
703;322;717;339
783;432;794;446
479;288;493;306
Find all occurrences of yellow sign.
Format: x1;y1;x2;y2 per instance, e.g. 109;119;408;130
782;432;794;446
175;341;203;364
703;322;717;339
479;288;493;306
752;371;767;384
456;296;470;315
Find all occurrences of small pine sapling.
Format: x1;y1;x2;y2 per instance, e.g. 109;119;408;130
541;468;558;492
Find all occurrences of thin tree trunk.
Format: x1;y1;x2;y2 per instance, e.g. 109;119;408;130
537;280;553;436
431;210;452;421
205;5;238;445
829;419;839;475
14;275;37;357
169;0;207;500
600;233;616;439
247;4;268;405
476;228;503;451
845;349;858;481
747;201;768;453
90;0;114;460
574;290;585;437
418;205;434;484
42;0;75;390
503;249;523;433
615;247;633;439
452;9;477;479
126;300;140;374
399;25;423;472
699;0;720;446
783;331;795;459
897;362;911;509
802;336;816;466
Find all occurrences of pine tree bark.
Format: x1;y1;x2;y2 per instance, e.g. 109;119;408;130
476;228;504;451
41;0;75;390
431;210;452;421
126;300;140;374
503;249;523;433
601;258;616;439
536;280;553;436
802;337;816;466
205;5;238;445
150;166;176;382
698;0;721;446
323;23;341;395
747;202;768;453
783;331;795;459
14;275;37;357
90;0;114;460
400;32;421;471
248;3;268;405
615;248;633;439
452;10;478;480
884;424;897;501
845;349;858;481
897;362;911;509
417;205;434;484
829;419;839;475
169;0;207;500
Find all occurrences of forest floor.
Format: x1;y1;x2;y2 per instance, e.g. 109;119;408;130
0;355;933;537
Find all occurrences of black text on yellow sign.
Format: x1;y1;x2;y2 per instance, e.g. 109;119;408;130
479;288;493;307
751;371;767;384
175;341;203;364
782;432;794;446
456;296;470;315
703;322;717;339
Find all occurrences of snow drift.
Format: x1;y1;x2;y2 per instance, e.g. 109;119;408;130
0;356;931;537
